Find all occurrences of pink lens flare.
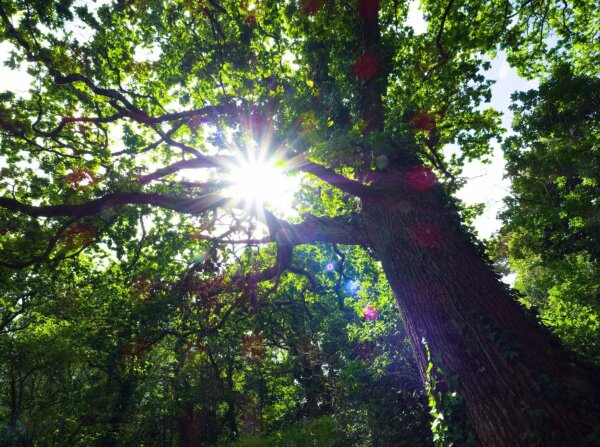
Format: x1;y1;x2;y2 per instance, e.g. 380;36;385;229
409;222;444;248
405;166;437;191
363;305;379;321
351;51;380;80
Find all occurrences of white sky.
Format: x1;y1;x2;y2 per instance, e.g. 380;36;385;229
0;41;33;96
454;53;538;239
407;0;428;34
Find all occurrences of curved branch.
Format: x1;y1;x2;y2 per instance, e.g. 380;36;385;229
419;128;457;183
250;242;293;285
287;266;321;291
0;217;80;269
0;192;232;218
140;151;373;199
424;0;455;78
0;5;239;132
34;113;123;138
230;211;366;307
1;190;367;248
190;234;271;245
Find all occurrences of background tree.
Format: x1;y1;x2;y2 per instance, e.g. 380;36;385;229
499;65;600;365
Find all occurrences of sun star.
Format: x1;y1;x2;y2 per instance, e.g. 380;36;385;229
226;149;298;212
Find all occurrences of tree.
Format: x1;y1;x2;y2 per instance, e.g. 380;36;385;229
0;0;599;445
500;65;600;364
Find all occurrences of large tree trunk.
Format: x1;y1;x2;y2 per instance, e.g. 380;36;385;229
361;167;600;446
350;1;600;443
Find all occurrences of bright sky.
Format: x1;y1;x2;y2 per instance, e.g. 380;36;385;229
0;1;537;240
406;0;538;239
452;54;538;239
0;41;33;96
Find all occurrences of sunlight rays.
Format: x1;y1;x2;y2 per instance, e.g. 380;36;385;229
225;147;297;213
180;119;304;243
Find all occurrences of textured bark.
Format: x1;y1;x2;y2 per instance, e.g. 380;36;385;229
361;167;600;446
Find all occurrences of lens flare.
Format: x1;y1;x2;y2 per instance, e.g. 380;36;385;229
363;305;379;321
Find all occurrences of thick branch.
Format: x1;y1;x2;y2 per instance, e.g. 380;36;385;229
286;213;367;246
1;191;366;250
0;192;231;218
249;242;293;284
287;266;321;291
139;152;372;198
235;212;366;304
293;155;373;197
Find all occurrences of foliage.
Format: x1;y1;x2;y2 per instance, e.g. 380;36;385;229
0;241;433;445
422;340;474;447
500;64;600;364
0;0;599;445
225;416;346;447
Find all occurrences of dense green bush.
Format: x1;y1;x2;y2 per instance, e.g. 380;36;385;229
225;417;348;447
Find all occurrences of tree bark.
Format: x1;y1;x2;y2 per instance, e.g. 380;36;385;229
361;167;600;446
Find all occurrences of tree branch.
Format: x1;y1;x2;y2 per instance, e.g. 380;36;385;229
0;217;80;269
424;0;455;78
287;213;368;246
138;155;234;185
292;155;373;197
0;192;232;218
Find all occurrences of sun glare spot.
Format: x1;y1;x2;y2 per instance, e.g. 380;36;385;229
226;151;297;212
345;280;360;295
